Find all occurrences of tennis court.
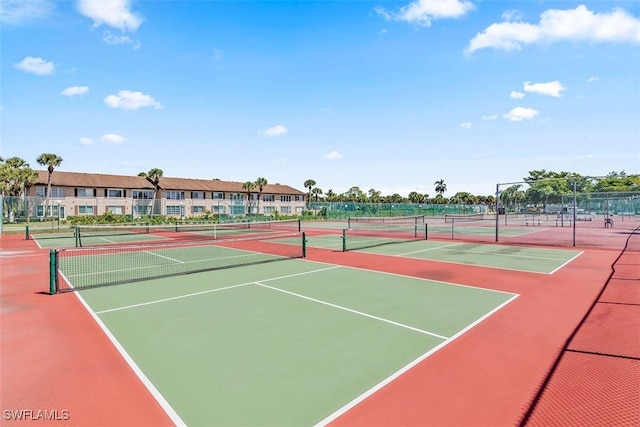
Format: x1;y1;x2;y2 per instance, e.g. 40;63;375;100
4;217;634;426
75;257;516;426
31;219;302;249
302;234;582;274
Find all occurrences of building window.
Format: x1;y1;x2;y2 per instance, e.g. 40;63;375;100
36;205;61;216
107;206;124;214
192;206;205;214
107;189;124;198
36;187;65;197
212;205;224;214
295;195;304;202
78;206;94;215
263;194;275;202
134;206;150;215
77;188;94;198
133;190;154;199
280;195;292;202
263;206;275;215
191;191;204;199
166;191;185;200
281;206;292;214
230;193;243;201
166;205;182;216
212;192;224;200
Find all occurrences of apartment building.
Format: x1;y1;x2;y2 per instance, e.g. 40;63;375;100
27;171;306;219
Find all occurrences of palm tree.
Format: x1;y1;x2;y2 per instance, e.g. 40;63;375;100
311;187;323;202
434;179;447;197
1;157;38;222
145;168;164;216
36;153;63;219
303;179;316;203
255;177;268;216
242;181;255;215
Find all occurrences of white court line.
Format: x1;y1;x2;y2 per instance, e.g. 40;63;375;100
397;242;465;256
94;265;342;314
549;251;583;274
315;293;520;426
256;282;449;340
144;250;185;264
72;291;187;426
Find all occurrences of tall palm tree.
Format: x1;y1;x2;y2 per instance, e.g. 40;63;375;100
145;168;164;216
434;179;447;197
311;187;323;202
255;177;268;216
304;179;316;203
242;181;255;215
36;153;63;219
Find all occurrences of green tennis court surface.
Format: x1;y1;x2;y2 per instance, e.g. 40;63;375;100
79;260;516;426
303;236;581;274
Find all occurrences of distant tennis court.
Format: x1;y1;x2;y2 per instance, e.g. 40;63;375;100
303;234;582;274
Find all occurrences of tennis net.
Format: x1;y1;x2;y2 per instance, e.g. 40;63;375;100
347;215;425;229
342;223;427;251
74;219;301;247
50;231;305;293
444;213;484;223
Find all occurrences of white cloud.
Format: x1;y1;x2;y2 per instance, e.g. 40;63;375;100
79;137;93;145
0;0;53;24
523;80;566;97
466;5;640;54
77;0;142;32
61;86;89;96
375;0;474;27
104;90;162;110
103;31;139;47
13;56;55;75
100;134;126;144
459;122;472;129
510;91;525;99
323;150;343;160
503;107;539;122
501;9;524;22
259;125;288;137
482;114;498;121
587;75;600;82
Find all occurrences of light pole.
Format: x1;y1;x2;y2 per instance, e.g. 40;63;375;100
55;200;61;229
180;202;185;222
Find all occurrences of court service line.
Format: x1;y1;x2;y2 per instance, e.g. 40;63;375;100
144;250;185;264
94;265;342;314
396;242;465;256
549;251;583;274
315;293;520;426
255;282;449;340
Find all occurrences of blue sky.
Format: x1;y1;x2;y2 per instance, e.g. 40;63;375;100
1;0;639;197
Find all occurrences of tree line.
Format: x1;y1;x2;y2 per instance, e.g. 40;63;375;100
1;154;637;212
302;171;639;206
